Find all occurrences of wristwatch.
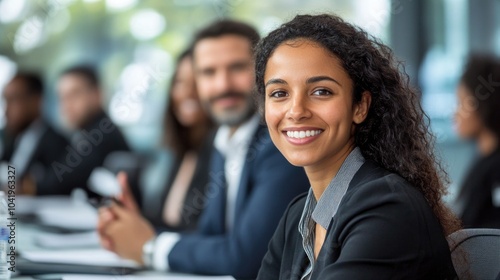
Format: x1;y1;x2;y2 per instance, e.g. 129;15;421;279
142;237;156;268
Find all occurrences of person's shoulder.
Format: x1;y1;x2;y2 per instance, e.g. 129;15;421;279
288;192;308;213
250;123;274;150
251;124;292;160
96;113;130;150
486;150;500;174
349;160;415;193
336;161;441;235
248;124;283;161
41;122;69;145
344;160;427;210
250;127;308;181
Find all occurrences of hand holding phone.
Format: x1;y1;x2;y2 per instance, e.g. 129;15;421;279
87;168;139;213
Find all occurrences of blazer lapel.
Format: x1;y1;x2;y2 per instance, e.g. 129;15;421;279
291;241;309;280
232;125;267;226
210;148;227;234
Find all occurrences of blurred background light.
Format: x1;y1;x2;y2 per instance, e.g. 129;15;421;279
0;0;27;23
173;0;203;7
352;0;391;42
106;0;138;13
47;8;72;35
0;56;17;128
109;89;144;125
13;16;46;54
109;62;153;125
133;45;173;74
119;63;152;92
50;0;78;7
259;16;282;36
129;9;166;41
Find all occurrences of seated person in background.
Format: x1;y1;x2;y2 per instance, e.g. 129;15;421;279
0;72;70;195
118;48;215;232
52;66;129;195
97;20;309;279
255;14;459;279
53;65;130;196
454;54;500;228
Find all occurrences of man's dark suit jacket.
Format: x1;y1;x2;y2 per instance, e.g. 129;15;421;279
50;110;130;196
167;124;309;279
1;120;71;195
258;161;458;280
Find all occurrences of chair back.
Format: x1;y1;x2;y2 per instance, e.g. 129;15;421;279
448;228;500;279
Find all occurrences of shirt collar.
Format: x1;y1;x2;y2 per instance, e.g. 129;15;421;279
214;114;261;156
311;147;365;229
16;118;45;142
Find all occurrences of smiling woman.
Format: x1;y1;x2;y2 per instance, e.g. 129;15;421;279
263;40;370;177
255;14;460;280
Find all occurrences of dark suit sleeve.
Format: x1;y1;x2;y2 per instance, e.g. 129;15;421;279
168;143;309;278
40;122;130;196
193;148;226;236
38;138;107;195
32;129;73;195
316;174;450;280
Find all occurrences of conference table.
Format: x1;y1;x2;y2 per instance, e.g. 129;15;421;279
13;220;234;280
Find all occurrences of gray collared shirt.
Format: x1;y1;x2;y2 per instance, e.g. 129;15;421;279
298;147;365;280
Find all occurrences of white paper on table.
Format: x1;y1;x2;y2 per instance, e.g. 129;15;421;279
17;194;99;231
21;248;139;268
34;231;100;249
36;202;98;231
17;195;75;216
63;275;235;280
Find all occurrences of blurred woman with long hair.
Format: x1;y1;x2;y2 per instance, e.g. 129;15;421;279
454;54;500;229
98;48;214;250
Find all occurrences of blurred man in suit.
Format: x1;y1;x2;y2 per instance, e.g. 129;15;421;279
53;65;130;196
97;20;309;279
0;72;71;195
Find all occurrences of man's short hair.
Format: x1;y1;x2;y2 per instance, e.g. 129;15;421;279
12;72;44;97
61;65;100;88
192;19;260;52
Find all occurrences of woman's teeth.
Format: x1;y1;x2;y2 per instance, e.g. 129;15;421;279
286;130;322;139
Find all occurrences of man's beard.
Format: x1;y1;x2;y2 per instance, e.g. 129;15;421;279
204;91;256;126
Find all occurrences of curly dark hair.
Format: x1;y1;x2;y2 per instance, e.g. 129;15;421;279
254;14;460;235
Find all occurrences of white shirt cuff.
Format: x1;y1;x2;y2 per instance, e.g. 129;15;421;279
152;232;180;271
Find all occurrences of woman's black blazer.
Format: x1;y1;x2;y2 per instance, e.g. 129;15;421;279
257;160;457;280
